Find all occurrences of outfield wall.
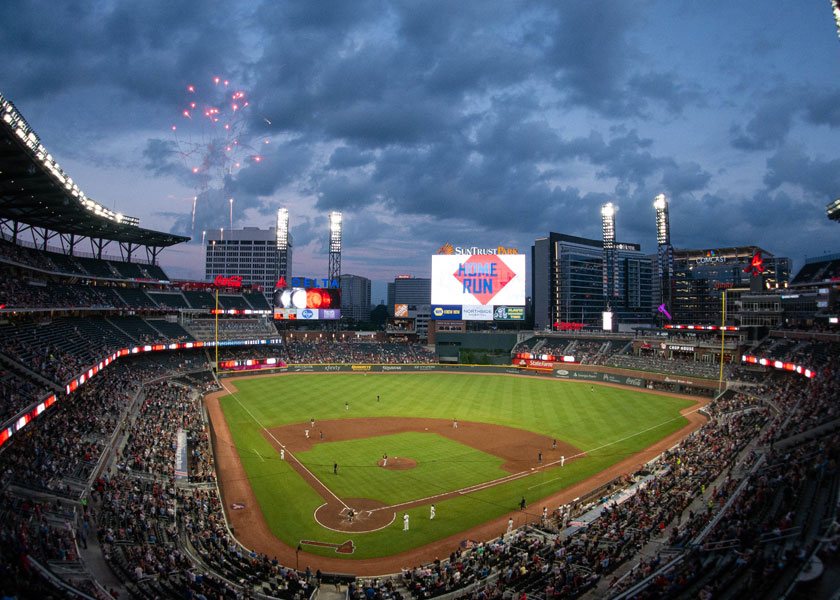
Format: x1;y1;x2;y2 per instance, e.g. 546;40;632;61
218;362;719;396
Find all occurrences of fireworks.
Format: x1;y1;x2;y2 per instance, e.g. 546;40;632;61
170;76;267;234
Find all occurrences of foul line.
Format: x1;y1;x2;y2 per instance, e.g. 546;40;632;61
221;381;349;510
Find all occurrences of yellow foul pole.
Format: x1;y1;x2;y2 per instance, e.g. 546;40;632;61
215;288;219;370
718;289;726;391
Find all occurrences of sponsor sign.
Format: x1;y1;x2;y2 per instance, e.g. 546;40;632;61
437;243;520;256
462;305;494;320
275;277;339;289
382;365;404;371
351;365;372;371
432;254;525;306
494;306;525;320
395;303;408;317
431;305;463;320
554;369;570;378
174;429;188;480
214;275;243;288
299;308;318;320
522;359;555;370
571;371;599;380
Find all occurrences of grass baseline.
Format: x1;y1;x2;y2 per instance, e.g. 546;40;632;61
218;372;696;560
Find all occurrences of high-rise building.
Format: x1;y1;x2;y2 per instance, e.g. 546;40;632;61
205;226;290;302
532;233;654;331
671;246;791;325
388;276;432;338
339;274;372;322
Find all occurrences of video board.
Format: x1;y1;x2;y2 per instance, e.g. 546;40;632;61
431;254;525;319
272;286;341;320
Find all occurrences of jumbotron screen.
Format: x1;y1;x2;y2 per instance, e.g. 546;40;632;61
431;254;525;319
272;287;341;320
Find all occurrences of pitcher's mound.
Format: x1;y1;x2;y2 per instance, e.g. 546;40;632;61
377;457;417;470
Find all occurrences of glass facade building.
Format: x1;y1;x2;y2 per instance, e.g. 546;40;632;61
532;233;654;330
671;247;791;325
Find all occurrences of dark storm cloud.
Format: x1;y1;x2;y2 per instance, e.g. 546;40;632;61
730;85;840;151
627;71;705;116
764;145;840;199
660;161;711;197
328;147;374;170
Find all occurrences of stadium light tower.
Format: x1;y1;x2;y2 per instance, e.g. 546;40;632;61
601;202;619;300
328;211;342;282
654;194;675;314
276;207;291;282
833;0;840;40
827;198;840;223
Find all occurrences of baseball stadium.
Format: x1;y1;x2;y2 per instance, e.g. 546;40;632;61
1;90;839;600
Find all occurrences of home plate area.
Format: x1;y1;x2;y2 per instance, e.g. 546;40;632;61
314;498;395;533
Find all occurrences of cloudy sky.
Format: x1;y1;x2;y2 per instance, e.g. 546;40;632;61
2;1;838;302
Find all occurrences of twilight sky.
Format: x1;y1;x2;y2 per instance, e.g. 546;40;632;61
1;1;838;302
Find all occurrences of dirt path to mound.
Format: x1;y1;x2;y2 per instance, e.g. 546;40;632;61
204;373;708;576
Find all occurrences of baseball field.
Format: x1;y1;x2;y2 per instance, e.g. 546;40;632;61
207;372;703;573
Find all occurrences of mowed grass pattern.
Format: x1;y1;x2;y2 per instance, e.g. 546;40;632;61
296;432;508;505
219;373;696;559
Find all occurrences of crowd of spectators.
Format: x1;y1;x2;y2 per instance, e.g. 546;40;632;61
606;352;736;380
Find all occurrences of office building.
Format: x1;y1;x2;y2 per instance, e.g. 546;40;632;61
532;233;654;331
205;227;291;302
339;274;372;322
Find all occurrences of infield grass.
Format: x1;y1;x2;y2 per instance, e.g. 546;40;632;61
297;432;508;505
218;372;696;559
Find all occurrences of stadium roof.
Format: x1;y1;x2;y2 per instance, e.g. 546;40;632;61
0;92;189;248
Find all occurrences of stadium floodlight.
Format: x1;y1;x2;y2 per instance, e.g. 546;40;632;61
329;211;342;252
834;0;840;40
328;211;342;281
601;203;616;249
276;208;289;250
654;193;670;246
601;202;619;299
828;198;840;223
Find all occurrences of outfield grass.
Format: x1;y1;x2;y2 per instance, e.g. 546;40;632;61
218;373;695;559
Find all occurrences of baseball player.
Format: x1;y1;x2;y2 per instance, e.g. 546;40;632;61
430;504;436;519
403;513;409;531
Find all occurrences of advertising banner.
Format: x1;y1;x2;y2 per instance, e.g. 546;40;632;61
494;306;525;320
430;305;463;320
462;305;494;320
432;254;525;306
